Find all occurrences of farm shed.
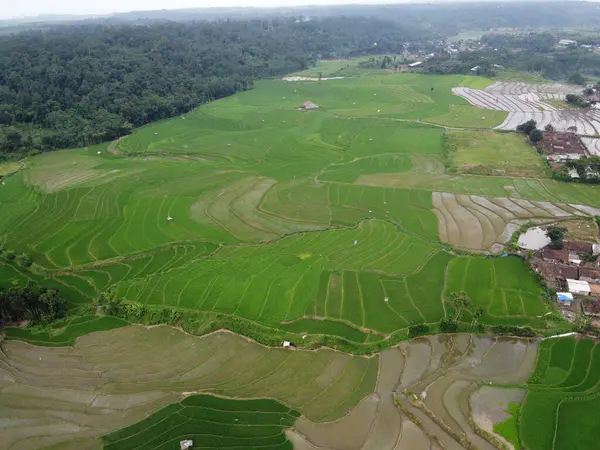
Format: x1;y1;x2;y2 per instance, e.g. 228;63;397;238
408;61;423;68
299;100;319;110
592;284;600;297
593;244;600;255
557;292;574;306
180;440;193;450
567;278;591;295
542;247;570;263
282;340;291;347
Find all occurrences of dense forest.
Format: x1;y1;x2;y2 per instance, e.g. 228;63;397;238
0;17;416;158
0;283;67;324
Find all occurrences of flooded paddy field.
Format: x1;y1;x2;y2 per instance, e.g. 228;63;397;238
0;327;540;450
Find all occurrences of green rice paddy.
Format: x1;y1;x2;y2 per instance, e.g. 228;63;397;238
520;336;600;450
0;63;587;342
102;394;300;450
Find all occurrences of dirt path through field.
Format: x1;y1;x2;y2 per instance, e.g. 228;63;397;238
107;136;125;155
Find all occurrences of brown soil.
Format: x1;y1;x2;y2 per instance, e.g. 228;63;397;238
107;137;125;156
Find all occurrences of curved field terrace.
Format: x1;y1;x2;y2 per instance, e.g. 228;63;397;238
453;82;600;135
0;326;542;450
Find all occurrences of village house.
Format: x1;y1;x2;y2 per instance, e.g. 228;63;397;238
564;241;593;253
580;267;600;283
534;261;579;283
541;247;570;264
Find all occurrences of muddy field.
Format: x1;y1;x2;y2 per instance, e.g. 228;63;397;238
0;326;377;449
432;191;600;252
453;82;600;136
0;327;539;450
294;334;537;450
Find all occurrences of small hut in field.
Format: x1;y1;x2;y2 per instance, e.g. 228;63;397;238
299;100;319;110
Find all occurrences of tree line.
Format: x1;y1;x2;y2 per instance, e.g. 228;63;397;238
0;17;415;158
0;283;67;324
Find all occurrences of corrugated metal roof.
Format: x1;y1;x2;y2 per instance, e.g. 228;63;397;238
567;278;591;293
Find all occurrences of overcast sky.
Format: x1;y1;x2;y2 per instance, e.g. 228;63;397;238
2;0;409;20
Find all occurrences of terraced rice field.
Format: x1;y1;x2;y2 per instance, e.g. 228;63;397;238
102;395;300;450
4;61;600;450
3;69;593;340
453;82;600;135
581;136;600;155
432;192;600;252
0;325;542;450
518;336;600;450
0;325;378;449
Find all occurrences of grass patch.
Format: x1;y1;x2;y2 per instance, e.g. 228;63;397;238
445;129;549;177
0;161;23;176
426;105;507;128
495;70;547;83
493;402;521;449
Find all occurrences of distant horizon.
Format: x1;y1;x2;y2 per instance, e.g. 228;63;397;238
1;0;590;21
0;0;413;21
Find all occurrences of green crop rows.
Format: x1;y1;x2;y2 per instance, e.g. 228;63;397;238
520;337;600;450
1;66;582;342
102;394;300;450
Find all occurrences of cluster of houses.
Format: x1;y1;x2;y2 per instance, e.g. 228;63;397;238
557;39;600;52
533;241;600;312
540;131;600;180
542;131;588;164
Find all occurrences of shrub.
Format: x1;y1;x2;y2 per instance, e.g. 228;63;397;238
408;324;430;337
529;129;543;144
492;325;536;337
440;319;458;333
546;226;567;249
517;120;537;135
